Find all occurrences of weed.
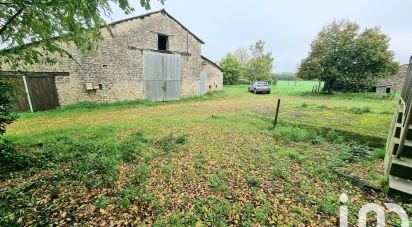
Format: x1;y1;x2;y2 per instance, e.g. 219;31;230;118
349;106;371;115
317;104;329;109
315;192;338;215
95;195;107;209
133;163;151;186
325;130;344;143
118;185;137;209
161;164;174;182
271;164;289;181
155;134;188;153
207;174;229;192
175;134;188;145
195;158;208;171
246;176;261;188
301;102;308;107
194;198;230;226
373;148;386;160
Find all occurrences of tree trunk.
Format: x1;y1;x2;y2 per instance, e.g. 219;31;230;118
322;78;336;94
327;78;336;94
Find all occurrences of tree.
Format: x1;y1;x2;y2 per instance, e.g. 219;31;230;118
0;0;164;69
233;47;251;66
0;81;16;137
244;40;274;82
219;53;242;85
297;19;398;93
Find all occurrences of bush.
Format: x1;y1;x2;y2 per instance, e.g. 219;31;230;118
340;143;371;162
0;81;17;136
0;139;32;174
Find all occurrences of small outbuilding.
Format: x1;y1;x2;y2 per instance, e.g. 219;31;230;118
0;9;223;111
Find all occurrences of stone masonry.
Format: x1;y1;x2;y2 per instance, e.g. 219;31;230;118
4;10;223;106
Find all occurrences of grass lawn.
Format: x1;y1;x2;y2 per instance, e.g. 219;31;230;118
1;80;410;226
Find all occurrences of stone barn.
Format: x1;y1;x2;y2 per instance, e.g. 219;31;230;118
0;9;223;111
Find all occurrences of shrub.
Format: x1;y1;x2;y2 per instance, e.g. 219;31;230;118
340;143;371;162
0;81;17;136
0;139;32;174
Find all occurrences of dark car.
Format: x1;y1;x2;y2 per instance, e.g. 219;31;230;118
248;81;271;94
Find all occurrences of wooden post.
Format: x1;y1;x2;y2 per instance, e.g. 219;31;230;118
273;99;281;129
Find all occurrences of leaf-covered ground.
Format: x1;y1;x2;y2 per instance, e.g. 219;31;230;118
1;81;411;226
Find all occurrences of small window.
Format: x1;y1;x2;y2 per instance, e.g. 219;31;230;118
158;34;168;50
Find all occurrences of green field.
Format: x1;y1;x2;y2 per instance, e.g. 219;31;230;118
1;81;410;225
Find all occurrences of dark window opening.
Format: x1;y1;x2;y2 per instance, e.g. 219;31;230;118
158;34;168;50
386;87;391;93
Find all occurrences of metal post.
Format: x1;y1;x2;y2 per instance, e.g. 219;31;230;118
273;99;281;129
22;75;33;112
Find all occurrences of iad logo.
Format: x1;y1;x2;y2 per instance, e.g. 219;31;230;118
339;193;409;227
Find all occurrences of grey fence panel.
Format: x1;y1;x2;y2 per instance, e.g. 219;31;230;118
199;72;207;96
144;51;182;101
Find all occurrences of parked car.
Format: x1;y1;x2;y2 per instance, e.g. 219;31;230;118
248;81;271;94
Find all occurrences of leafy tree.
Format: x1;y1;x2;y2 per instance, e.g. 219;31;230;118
233;47;251;66
219;53;242;85
0;0;164;69
297;20;398;93
244;40;274;82
0;81;16;136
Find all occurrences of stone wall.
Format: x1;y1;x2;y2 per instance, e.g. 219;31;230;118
4;11;204;106
378;64;409;93
201;59;224;92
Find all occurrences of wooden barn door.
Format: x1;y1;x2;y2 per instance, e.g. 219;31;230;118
26;76;59;111
0;76;30;111
0;73;60;112
144;51;182;101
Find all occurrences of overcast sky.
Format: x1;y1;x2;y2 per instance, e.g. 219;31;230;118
107;0;412;72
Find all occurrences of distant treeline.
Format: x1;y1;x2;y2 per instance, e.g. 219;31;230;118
272;72;297;81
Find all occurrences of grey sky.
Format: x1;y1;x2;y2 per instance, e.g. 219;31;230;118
107;0;412;72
